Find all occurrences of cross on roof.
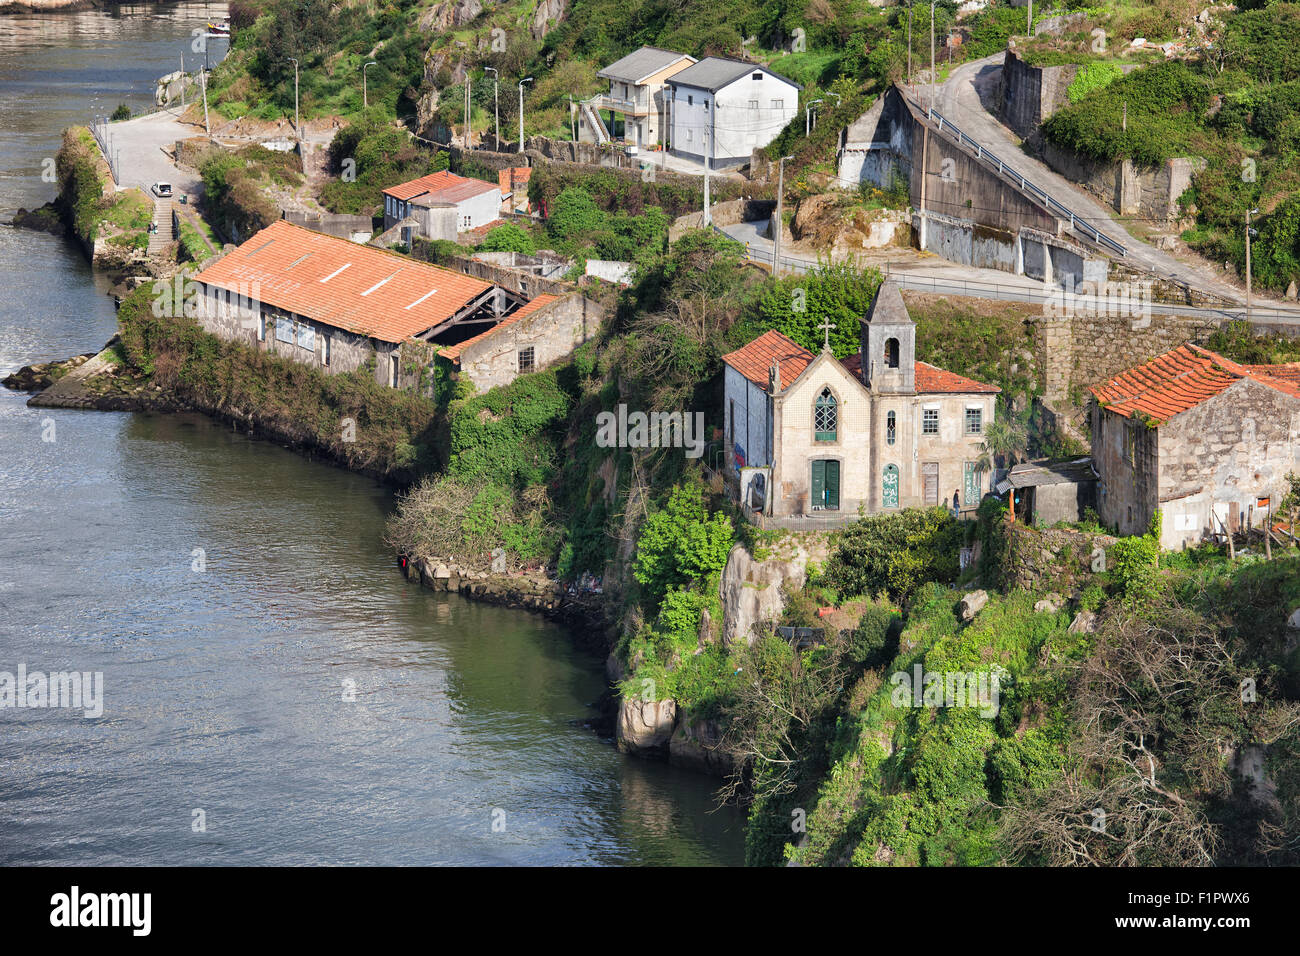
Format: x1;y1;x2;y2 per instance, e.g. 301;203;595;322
819;317;836;352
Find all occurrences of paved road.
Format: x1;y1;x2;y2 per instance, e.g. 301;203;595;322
95;107;202;200
716;219;1300;326
930;53;1287;308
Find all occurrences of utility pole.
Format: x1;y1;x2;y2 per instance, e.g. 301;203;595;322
907;0;913;82
1028;0;1033;36
703;130;711;226
518;77;532;153
485;67;499;148
363;60;377;110
201;70;210;135
287;56;299;139
465;74;472;149
775;154;793;276
180;54;185;114
567;94;576;142
1246;207;1258;323
930;0;937;105
1122;100;1127;131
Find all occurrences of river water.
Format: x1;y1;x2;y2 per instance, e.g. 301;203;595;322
0;4;744;865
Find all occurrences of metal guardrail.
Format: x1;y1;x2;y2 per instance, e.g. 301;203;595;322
922;105;1128;259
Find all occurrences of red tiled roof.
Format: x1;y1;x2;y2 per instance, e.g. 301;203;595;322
839;353;998;393
439;293;560;364
384;170;500;204
1090;344;1300;423
914;361;1001;394
195;220;494;344
722;330;814;389
498;167;532;195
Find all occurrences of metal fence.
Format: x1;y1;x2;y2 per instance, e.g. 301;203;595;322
920;105;1127;258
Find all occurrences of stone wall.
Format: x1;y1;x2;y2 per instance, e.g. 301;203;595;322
1041;141;1204;223
1092;403;1160;536
452;292;602;394
997;522;1117;592
1155;377;1300;549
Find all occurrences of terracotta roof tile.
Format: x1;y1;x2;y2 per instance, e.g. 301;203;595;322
194;220;493;344
439;293;560;364
384;170;500;204
1090;344;1300;424
722;330;814;389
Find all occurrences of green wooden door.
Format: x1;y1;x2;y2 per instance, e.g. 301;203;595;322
811;460;840;510
882;464;899;509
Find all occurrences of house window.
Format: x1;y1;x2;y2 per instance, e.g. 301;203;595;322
923;408;939;435
685;129;692;143
885;337;900;368
752;72;763;81
749;100;759;110
886;410;896;445
275;316;294;344
518;346;535;373
687;95;693;106
703;100;709;110
390;353;400;388
965;407;982;435
771;99;783;110
322;334;331;367
814;387;837;441
257;312;266;342
1125;425;1136;466
882;463;899;508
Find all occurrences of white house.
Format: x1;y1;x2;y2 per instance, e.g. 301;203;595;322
383;171;502;235
667;57;800;167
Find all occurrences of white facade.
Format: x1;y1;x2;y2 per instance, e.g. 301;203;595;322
669;65;798;166
384;187;501;234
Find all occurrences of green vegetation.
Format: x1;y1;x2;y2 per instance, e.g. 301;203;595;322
116;282;438;480
1066;61;1123;103
1043;4;1300;292
199;144;301;238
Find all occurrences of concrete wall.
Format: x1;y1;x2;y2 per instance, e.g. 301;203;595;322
1155;378;1300;549
585;259;635;284
282;210;374;242
473;250;571;279
454;293;602;394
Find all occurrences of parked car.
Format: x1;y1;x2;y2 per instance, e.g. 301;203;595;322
151;182;173;198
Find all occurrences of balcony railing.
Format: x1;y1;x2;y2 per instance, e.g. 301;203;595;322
589;92;651;114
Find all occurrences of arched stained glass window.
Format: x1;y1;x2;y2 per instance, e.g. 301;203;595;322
814;387;837;442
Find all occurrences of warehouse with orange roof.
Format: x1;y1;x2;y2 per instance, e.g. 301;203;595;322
1089;343;1300;548
192;219;524;389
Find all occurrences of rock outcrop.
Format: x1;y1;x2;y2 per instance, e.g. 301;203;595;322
719;542;813;646
616;696;676;755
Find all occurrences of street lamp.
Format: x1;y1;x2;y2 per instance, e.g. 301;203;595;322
517;77;532;153
485;67;499;149
805;98;823;135
363;60;377;110
1246;207;1259;322
775;154;794;276
286;56;300;138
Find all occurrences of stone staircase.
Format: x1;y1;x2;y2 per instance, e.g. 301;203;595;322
580;101;610;145
147;197;174;256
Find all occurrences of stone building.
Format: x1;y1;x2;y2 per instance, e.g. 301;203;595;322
192;220;521;389
437;291;603;394
722;280;1000;518
1090;343;1300;548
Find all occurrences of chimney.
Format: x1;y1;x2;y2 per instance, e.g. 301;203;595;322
769;361;781;393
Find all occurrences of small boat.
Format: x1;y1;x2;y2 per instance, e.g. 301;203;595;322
206;19;231;37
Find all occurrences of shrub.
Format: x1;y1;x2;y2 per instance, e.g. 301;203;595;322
826;508;963;603
633;483;734;607
477;223;535;254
